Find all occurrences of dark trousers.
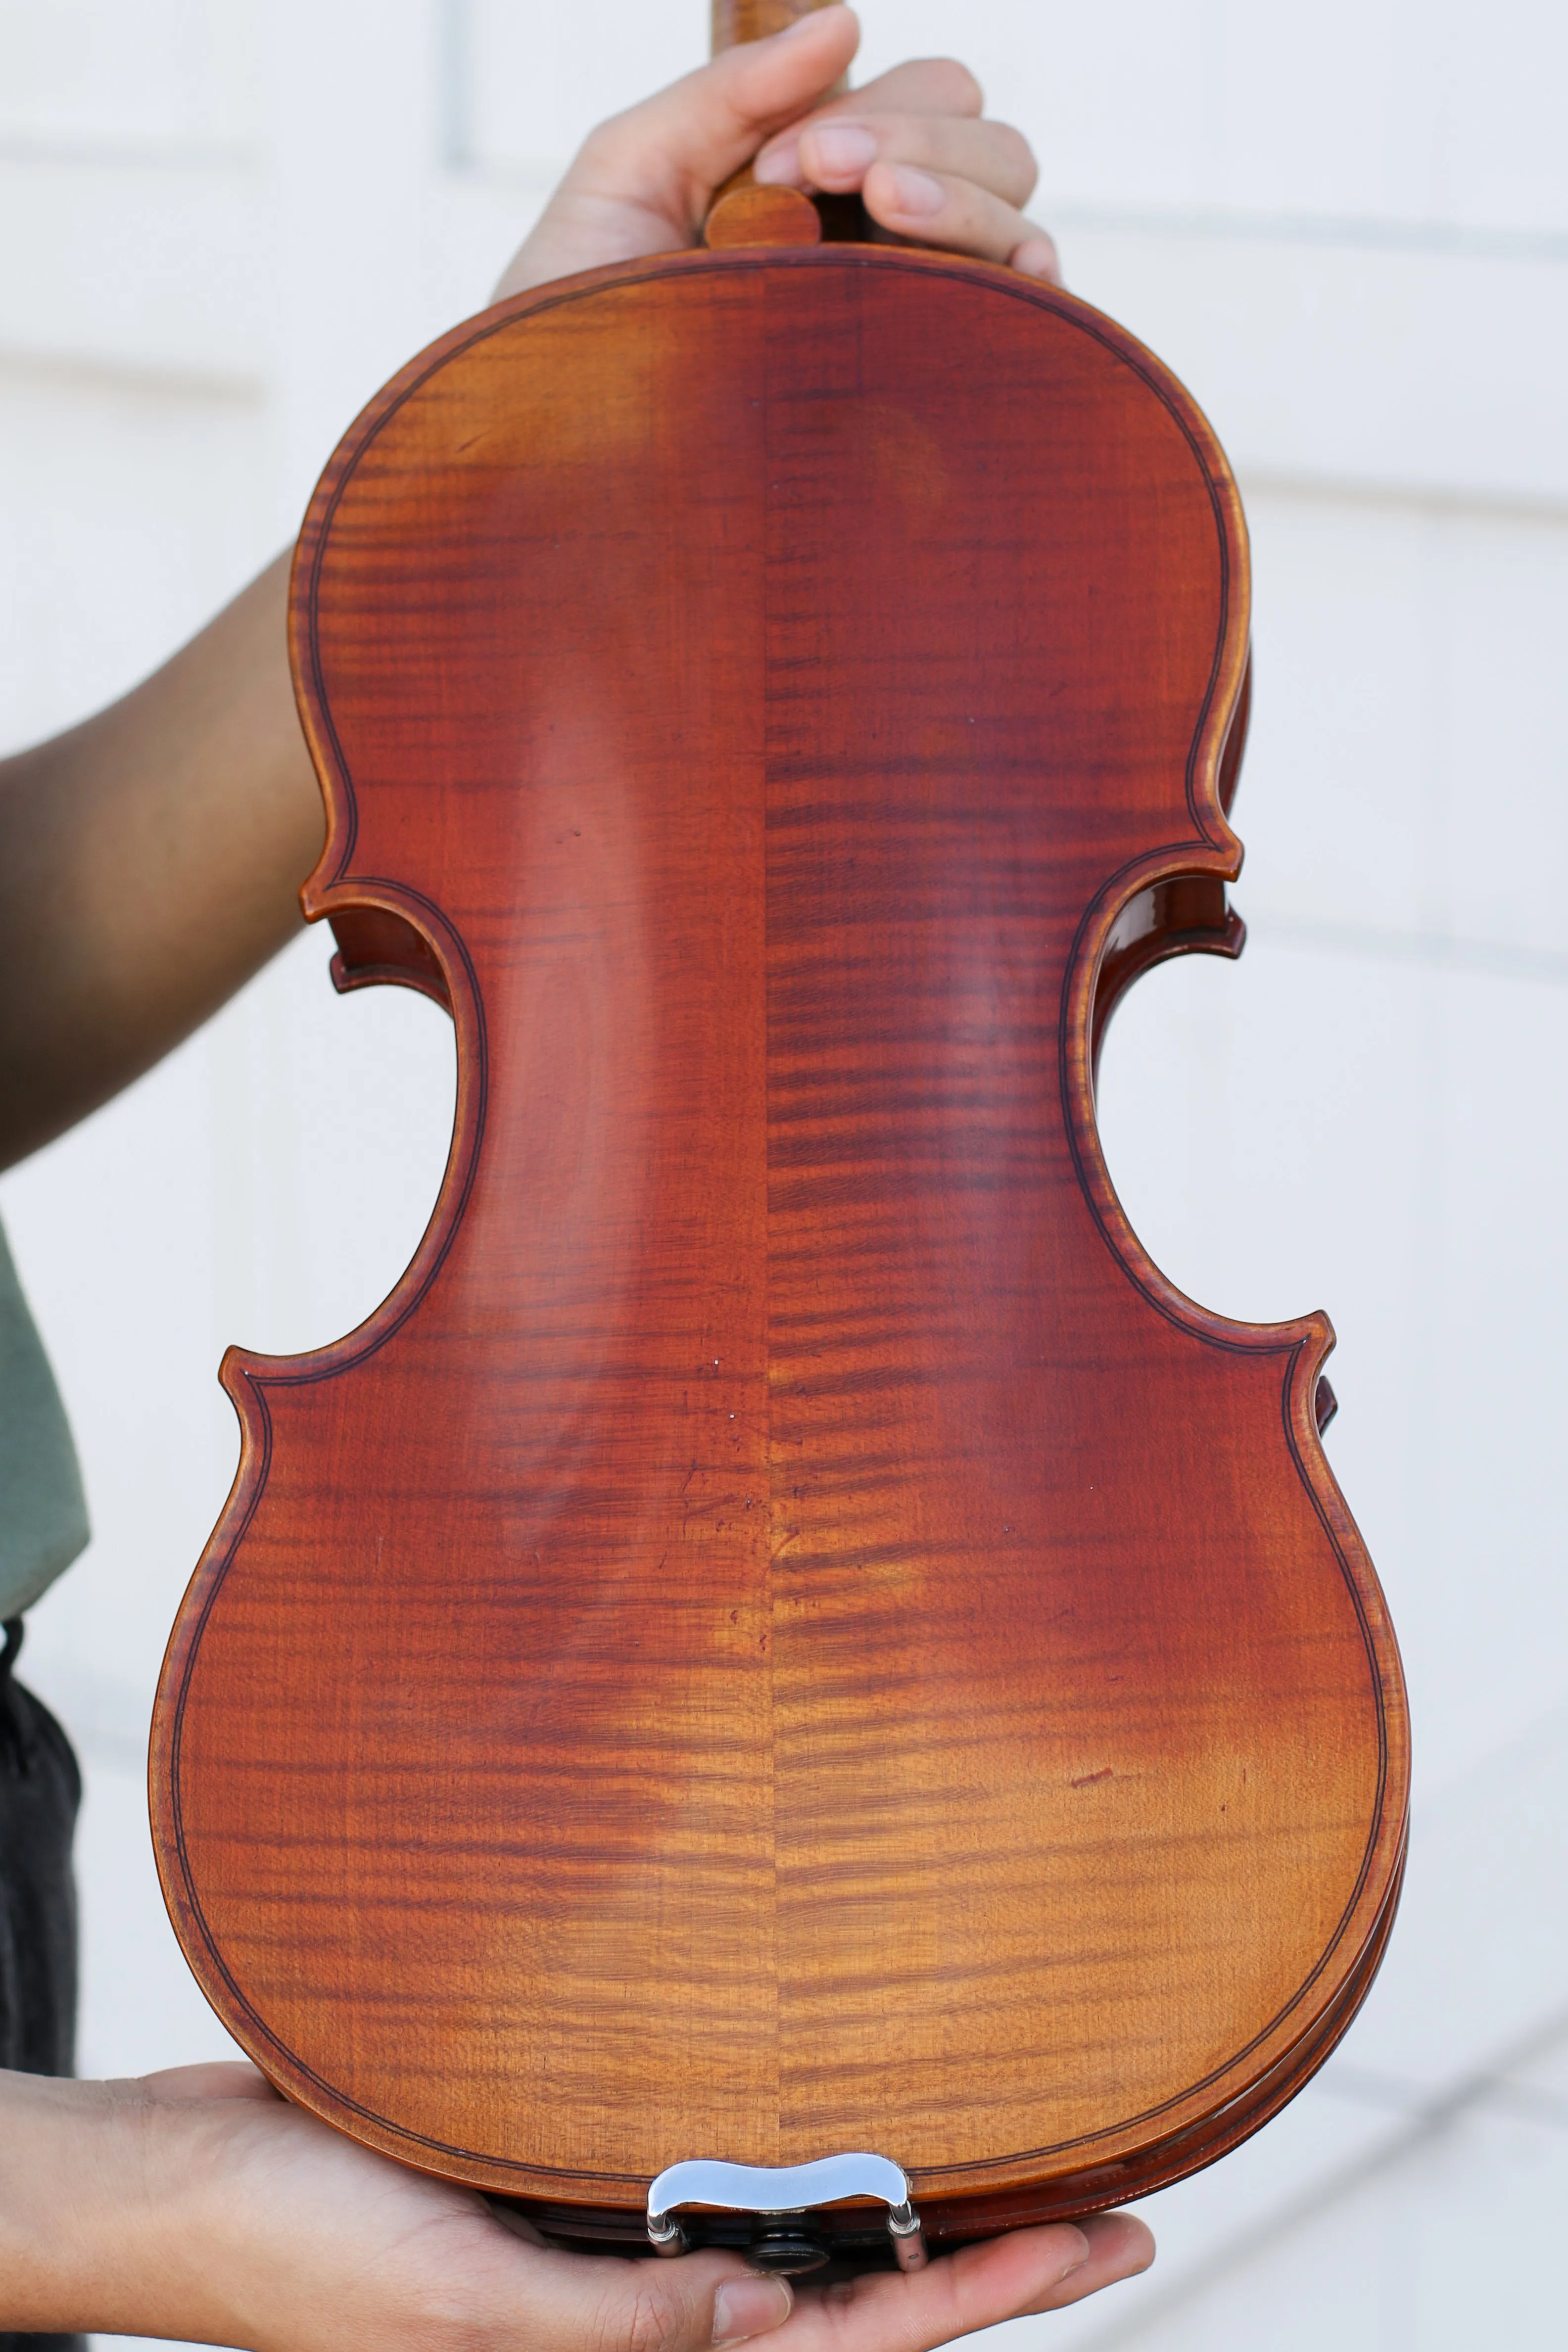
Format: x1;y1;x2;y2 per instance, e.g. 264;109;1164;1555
1;1620;87;2352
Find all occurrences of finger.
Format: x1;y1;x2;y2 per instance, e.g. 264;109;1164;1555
1011;232;1063;283
827;56;984;118
577;6;861;219
483;2195;550;2248
752;57;989;183
1037;2211;1156;2308
137;2062;278;2104
776;2222;1096;2352
758;113;1037;208
511;2244;794;2352
860;159;1061;281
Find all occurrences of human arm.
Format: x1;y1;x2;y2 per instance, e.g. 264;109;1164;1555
0;2063;1151;2349
0;6;1054;1172
0;553;317;1172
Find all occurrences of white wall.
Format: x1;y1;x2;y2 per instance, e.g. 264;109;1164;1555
1;3;1565;2347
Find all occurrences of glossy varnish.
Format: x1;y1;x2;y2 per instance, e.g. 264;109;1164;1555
151;246;1408;2235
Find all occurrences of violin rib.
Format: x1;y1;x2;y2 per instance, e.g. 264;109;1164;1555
151;248;1408;2250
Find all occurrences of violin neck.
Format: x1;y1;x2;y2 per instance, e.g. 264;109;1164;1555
711;0;834;57
703;0;849;243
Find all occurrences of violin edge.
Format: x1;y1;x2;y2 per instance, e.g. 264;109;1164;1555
145;1757;1407;2227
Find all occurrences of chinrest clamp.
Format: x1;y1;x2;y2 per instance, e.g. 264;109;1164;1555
647;2153;927;2274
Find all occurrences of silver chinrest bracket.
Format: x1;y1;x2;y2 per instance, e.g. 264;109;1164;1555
647;2154;927;2272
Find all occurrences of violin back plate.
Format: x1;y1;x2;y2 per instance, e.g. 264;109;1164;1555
151;249;1408;2232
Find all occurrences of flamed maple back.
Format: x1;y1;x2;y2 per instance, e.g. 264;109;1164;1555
151;247;1407;2248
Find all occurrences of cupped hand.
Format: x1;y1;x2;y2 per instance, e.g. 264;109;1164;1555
493;5;1057;301
130;2063;1151;2352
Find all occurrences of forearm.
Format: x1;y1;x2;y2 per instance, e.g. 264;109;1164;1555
0;2071;219;2341
0;552;324;1172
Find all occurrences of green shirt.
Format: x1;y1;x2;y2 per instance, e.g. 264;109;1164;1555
0;1217;88;1622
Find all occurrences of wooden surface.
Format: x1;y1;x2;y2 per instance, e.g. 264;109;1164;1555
705;181;823;248
705;0;846;248
150;247;1408;2234
712;0;831;50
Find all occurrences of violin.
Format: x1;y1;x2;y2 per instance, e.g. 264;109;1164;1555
150;0;1408;2275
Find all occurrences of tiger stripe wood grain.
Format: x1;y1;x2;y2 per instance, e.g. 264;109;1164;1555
150;247;1408;2246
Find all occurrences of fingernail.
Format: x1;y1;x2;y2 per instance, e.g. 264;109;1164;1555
806;122;876;176
753;138;801;186
1057;2225;1091;2279
713;2276;793;2347
883;164;944;217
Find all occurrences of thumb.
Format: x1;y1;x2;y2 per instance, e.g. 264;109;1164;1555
575;7;861;215
523;2246;794;2352
491;7;861;297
